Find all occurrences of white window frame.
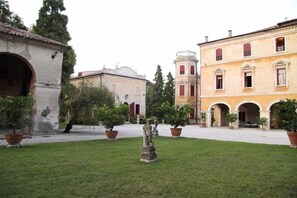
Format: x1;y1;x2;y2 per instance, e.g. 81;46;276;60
213;68;225;90
273;60;289;87
241;63;255;90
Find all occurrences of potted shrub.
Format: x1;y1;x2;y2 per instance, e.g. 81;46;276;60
0;95;33;146
226;112;238;129
93;103;129;140
256;117;268;131
275;99;297;148
200;112;207;128
161;102;190;137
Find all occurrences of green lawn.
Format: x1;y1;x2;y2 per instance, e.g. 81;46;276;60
0;137;296;198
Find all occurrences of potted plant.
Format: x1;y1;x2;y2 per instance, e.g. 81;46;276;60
275;98;297;148
0;95;33;146
256;117;268;131
226;112;238;129
200;112;207;128
161;102;190;137
93;103;129;140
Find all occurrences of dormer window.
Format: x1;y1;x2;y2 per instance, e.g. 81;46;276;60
216;48;222;61
243;43;251;57
276;37;285;52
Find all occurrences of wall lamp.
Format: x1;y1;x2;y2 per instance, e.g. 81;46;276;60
51;51;58;59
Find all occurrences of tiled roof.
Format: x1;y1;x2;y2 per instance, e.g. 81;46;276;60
198;18;297;46
0;22;68;48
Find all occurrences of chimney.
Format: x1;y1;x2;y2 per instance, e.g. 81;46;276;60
228;30;232;37
205;36;208;42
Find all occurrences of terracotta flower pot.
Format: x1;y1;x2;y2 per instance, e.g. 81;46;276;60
5;133;23;146
287;132;297;148
200;123;206;128
105;130;118;140
170;128;182;137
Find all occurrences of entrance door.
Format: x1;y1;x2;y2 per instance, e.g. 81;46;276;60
129;102;135;121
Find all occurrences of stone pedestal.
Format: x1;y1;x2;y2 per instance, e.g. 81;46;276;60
140;146;157;163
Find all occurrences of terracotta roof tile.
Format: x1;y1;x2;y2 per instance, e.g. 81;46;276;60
0;22;68;48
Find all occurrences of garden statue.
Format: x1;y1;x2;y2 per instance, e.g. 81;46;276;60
152;117;159;137
140;118;157;163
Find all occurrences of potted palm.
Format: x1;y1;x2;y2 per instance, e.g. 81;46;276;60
93;103;129;140
226;112;238;129
275;99;297;148
256;117;268;131
161;102;190;137
0;96;33;146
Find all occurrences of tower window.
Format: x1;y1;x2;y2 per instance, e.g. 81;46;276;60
180;65;185;74
179;84;185;96
190;84;195;96
190;66;195;75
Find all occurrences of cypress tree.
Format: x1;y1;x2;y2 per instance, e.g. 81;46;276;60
164;72;175;105
151;65;165;120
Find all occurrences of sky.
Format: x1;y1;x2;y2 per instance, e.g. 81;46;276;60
7;0;297;81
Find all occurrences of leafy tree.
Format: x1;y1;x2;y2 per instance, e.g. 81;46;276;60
145;80;154;118
0;0;27;30
161;101;190;128
63;83;115;133
275;99;297;132
151;65;165;120
163;72;175;105
93;104;129;131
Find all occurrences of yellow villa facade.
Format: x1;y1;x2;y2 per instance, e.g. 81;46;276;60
198;19;297;129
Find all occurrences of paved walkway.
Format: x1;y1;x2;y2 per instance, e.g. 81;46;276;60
0;124;290;146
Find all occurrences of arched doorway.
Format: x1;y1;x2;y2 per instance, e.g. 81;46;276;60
210;103;230;127
270;102;281;129
238;103;260;128
0;53;34;96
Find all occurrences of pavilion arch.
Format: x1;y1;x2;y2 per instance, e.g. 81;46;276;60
268;100;283;129
208;102;231;127
0;52;36;97
237;101;261;128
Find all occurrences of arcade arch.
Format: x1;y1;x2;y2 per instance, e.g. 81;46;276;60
237;102;260;128
0;53;36;97
209;103;230;127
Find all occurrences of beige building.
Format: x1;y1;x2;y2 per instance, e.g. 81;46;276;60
174;50;200;124
70;66;146;121
198;19;297;129
0;23;67;133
